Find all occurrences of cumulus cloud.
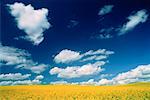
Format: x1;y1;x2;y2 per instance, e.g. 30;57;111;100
50;64;150;85
0;44;48;74
50;61;106;78
88;64;150;85
118;9;148;35
54;49;82;63
0;74;44;86
35;75;44;80
54;49;114;64
52;49;114;79
7;2;51;45
30;64;47;74
0;73;31;81
98;5;114;16
108;64;150;85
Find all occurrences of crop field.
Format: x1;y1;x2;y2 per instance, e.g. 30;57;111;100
0;83;150;100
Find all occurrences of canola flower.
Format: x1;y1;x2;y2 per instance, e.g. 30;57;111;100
0;82;150;100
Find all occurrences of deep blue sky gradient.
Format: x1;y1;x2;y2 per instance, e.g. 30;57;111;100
1;0;150;83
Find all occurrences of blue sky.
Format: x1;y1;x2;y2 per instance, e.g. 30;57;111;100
0;0;150;85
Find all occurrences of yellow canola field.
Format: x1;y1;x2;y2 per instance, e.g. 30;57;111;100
0;83;150;100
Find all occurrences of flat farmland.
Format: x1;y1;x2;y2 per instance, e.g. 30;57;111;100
0;83;150;100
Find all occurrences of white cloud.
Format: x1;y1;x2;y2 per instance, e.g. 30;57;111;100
54;49;82;63
12;80;33;85
50;80;68;84
50;64;150;85
99;74;113;79
98;5;114;16
0;44;48;74
77;64;150;85
50;79;96;85
95;55;108;60
54;49;114;64
118;9;148;35
83;49;114;56
35;75;44;80
0;43;30;66
0;74;44;86
50;61;106;78
98;79;112;85
52;49;114;79
111;64;150;84
8;79;41;85
0;81;13;86
96;9;148;38
75;74;112;85
8;2;51;45
30;64;47;74
80;79;97;85
0;73;31;81
49;67;62;75
98;64;150;85
81;55;107;62
80;55;97;62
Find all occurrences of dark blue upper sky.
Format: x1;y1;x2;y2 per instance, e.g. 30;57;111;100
0;0;150;85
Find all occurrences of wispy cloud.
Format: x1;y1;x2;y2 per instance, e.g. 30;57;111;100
0;74;44;86
50;80;68;84
0;73;31;81
54;49;114;64
7;2;51;45
98;5;114;16
96;34;113;39
118;9;148;35
67;20;79;28
50;61;105;79
93;9;149;40
80;55;107;62
0;44;48;74
96;28;114;39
